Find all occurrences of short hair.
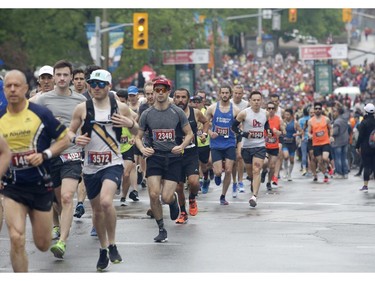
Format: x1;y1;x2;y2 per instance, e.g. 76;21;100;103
249;90;262;99
314;102;322;108
73;68;85;78
219;84;232;94
269;94;280;100
116;89;128;100
174;88;191;99
54;60;73;74
285;108;294;116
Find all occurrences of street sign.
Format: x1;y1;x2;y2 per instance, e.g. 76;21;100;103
162;49;210;65
299;44;348;61
314;63;333;96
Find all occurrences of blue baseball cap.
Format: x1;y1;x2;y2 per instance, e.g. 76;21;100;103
127;86;138;95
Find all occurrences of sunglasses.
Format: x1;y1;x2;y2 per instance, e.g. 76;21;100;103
154;87;168;93
89;81;108;89
314;107;322;110
267;107;275;110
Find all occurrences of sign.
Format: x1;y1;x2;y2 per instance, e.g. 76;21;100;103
299;44;348;61
162;49;210;65
314;63;333;96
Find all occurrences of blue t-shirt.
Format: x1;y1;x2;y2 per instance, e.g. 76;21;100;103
0;80;7;111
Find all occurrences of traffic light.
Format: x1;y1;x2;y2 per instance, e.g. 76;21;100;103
342;8;352;23
289;8;297;23
133;13;148;49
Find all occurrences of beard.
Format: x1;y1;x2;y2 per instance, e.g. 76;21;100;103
177;102;187;110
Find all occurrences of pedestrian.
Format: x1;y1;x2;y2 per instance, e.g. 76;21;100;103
0;70;70;272
331;105;350;179
35;60;87;259
29;65;55;102
72;68;86;94
232;90;269;208
135;77;194;242
69;69;138;271
205;84;240;205
356;103;375;192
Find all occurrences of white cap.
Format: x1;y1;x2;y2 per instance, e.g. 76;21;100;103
364;103;375;114
39;65;53;76
87;69;112;84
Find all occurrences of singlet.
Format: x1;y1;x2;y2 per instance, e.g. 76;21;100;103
310;116;330;146
36;89;86;156
230;98;248;112
299;115;310;141
242;107;267;149
265;115;281;149
284;119;297;144
138;103;189;157
0;101;68;188
82;106;123;174
210;102;236;150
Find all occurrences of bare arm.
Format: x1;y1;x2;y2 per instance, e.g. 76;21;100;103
171;123;194;155
0;136;11;178
112;101;139;136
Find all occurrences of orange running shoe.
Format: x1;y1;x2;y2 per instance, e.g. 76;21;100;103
271;175;278;186
175;211;188;224
189;199;198;216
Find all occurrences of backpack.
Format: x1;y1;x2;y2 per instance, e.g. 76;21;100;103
81;95;122;144
369;128;375;148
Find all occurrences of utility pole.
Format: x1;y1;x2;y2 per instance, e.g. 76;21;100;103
102;9;109;70
94;16;133;68
257;8;263;58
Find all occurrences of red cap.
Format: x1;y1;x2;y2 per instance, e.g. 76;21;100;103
153;77;171;88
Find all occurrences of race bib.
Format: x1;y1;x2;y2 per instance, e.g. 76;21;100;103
315;131;325;137
266;136;277;144
11;149;36;169
215;126;229;137
153;129;175;142
88;151;112;165
120;136;129;144
248;130;264;139
60;152;82;163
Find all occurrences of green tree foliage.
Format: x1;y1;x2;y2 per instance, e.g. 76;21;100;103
0;8;346;83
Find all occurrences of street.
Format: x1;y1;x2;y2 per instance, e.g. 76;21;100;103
1;165;375;276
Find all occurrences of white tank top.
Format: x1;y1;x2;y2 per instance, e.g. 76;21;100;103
83;106;123;174
242;108;267;148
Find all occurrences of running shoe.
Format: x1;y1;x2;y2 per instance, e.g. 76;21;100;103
271;175;278;187
50;240;66;259
238;182;245;193
129;190;140;201
214;175;222;186
324;174;329;183
97;248;110;272
287;173;292;181
169;192;180;220
266;182;272;191
51;226;60;240
73;203;85;218
301;168;307;176
154;228;168;243
175;211;188;224
189;198;198;216
201;179;210;194
232;182;238;198
313;176;318;182
141;178;147;189
220;196;229;205
249;195;257;208
359;185;368;192
120;197;128;206
108;244;122;263
199;178;203;190
261;169;268;183
91;226;98;237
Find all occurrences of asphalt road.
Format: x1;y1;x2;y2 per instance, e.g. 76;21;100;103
1;165;375;277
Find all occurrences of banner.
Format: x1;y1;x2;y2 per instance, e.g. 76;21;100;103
85;23;125;72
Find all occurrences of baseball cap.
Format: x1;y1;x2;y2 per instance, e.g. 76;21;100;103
39;65;53;77
87;69;112;84
127;86;138;95
364;103;375;114
153;77;171;88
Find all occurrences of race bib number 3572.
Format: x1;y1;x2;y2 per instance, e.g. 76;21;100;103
88;151;112;165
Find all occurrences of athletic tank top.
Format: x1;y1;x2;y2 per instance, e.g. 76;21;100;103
197;107;210;147
265;115;281;149
310;116;330;146
242;108;267;149
210;102;236;149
